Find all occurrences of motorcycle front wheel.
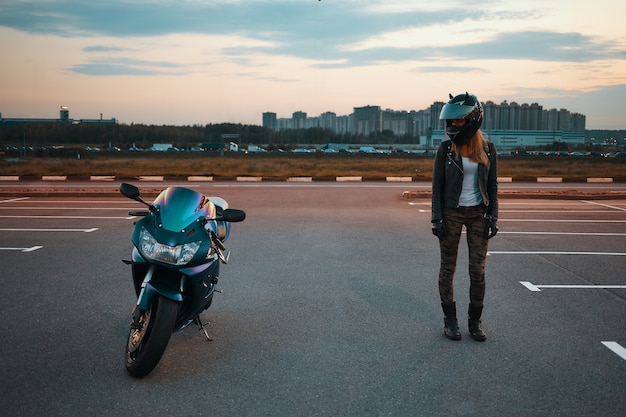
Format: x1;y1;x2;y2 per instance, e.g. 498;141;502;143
124;294;178;378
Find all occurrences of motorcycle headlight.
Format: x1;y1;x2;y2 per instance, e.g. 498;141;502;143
139;226;201;266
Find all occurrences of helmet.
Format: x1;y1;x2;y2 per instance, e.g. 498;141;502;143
439;92;483;144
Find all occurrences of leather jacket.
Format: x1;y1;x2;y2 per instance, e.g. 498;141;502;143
431;139;498;222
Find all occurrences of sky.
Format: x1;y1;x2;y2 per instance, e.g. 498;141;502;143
1;0;625;129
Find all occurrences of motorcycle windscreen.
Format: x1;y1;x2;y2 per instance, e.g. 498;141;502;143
153;187;216;232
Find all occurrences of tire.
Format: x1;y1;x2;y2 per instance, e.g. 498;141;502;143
125;295;178;378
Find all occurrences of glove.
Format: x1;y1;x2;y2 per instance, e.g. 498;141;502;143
483;215;498;239
432;220;446;239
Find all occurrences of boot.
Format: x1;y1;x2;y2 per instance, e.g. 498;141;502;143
468;304;487;342
441;302;461;340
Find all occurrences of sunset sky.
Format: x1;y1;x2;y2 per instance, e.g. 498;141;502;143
1;0;625;129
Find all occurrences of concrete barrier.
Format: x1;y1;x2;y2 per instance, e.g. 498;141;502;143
187;176;214;182
42;176;67;181
537;177;563;183
236;176;262;182
587;178;613;183
386;177;412;182
336;176;362;182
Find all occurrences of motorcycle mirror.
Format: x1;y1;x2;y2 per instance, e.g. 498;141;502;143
222;208;246;223
120;182;140;199
120;182;152;208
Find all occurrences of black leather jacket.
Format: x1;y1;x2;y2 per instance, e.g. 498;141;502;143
431;139;498;222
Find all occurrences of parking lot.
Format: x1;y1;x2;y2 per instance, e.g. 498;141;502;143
0;183;624;416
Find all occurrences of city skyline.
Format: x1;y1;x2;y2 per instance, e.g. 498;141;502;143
1;1;625;129
262;98;586;138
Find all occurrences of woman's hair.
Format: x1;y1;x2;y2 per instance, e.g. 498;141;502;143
451;130;490;167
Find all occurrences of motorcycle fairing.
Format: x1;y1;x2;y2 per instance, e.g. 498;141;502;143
153;187;216;232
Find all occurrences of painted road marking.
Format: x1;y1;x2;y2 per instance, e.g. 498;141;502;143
501;219;626;223
601;342;626;361
491;251;626;256
0;197;30;203
412;206;626;215
0;215;133;219
0;228;98;232
0;246;43;252
583;201;626;211
520;281;626;292
0;207;132;210
500;210;626;213
499;231;626;236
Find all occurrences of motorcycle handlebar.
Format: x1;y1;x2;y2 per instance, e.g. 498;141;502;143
128;209;246;223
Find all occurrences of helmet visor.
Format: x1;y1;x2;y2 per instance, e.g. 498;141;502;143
439;103;475;120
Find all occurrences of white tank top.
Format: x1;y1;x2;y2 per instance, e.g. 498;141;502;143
459;157;482;206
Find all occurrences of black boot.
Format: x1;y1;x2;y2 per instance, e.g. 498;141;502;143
468;304;487;342
441;302;461;340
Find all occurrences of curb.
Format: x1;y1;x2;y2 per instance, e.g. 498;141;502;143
0;175;622;183
1;176;625;199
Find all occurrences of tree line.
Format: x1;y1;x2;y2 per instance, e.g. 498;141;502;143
1;121;623;150
0;122;420;149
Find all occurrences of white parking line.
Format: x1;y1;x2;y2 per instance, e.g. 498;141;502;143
0;228;98;232
501;209;626;213
0;246;43;252
501;219;626;223
491;251;626;256
0;215;133;219
520;281;626;291
0;197;30;203
583;201;626;211
499;231;626;236
0;207;132;210
601;342;626;361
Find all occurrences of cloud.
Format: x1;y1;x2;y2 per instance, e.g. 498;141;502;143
2;1;621;68
455;31;624;62
69;57;185;76
83;45;126;52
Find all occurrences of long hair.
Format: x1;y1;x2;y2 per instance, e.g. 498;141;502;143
451;130;490;168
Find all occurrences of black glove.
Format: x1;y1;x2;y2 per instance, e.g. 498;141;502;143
432;220;446;239
484;215;498;239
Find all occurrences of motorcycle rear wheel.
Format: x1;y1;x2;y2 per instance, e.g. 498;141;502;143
125;295;178;378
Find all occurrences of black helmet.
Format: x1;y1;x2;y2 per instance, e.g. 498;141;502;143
439;92;483;144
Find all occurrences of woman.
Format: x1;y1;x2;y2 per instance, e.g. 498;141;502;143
431;92;498;341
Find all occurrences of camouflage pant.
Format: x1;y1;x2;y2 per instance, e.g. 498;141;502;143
438;206;489;307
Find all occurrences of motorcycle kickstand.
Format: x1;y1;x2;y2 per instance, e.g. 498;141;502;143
194;316;213;342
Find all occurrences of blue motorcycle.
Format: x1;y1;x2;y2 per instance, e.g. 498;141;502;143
120;183;245;378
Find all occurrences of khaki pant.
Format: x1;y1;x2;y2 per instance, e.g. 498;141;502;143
438;206;489;307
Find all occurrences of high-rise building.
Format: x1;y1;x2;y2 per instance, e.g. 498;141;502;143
319;112;337;131
353;105;381;136
262;112;277;130
292;111;307;129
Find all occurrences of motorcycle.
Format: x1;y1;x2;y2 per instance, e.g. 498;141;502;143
119;182;245;378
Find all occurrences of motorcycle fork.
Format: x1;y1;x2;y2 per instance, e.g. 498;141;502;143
130;266;155;328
